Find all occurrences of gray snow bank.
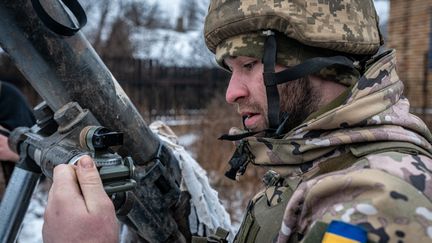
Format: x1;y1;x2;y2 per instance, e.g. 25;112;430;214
131;26;215;67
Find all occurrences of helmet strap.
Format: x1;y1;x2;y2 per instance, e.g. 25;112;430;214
262;31;281;132
262;31;358;136
267;56;357;85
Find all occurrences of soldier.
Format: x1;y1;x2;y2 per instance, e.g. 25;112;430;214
0;81;35;200
43;0;432;242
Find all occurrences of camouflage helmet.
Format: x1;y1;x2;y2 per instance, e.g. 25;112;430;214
204;0;383;135
204;0;383;56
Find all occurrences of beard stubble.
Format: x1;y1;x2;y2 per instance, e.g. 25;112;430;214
277;76;321;133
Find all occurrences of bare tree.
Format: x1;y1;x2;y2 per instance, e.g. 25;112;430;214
145;3;171;29
124;1;171;29
92;1;112;54
103;17;135;59
180;0;199;30
79;0;114;55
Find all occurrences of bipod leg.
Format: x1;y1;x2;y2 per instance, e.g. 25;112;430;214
0;158;42;243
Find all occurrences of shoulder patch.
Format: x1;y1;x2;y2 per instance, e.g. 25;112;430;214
322;220;367;243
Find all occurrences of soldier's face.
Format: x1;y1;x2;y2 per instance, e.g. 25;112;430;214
224;56;320;132
224;56;269;131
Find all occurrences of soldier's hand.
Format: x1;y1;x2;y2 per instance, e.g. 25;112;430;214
42;156;119;243
0;134;18;162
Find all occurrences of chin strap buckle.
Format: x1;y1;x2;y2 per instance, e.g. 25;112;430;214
224;140;255;180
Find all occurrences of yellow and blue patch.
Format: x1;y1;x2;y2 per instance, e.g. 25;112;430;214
322;221;367;243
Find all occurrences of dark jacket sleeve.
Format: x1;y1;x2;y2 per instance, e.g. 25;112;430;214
0;81;35;130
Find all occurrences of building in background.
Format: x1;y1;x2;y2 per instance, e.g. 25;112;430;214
388;0;432;120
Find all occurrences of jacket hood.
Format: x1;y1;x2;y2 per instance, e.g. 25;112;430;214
234;50;432;176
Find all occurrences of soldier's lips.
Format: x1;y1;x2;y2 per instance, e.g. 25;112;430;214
243;113;260;129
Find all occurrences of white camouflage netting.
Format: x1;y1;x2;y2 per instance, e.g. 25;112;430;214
149;121;235;241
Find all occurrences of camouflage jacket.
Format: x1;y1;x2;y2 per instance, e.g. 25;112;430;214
233;50;432;243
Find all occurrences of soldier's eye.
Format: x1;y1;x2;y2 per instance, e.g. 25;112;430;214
243;61;257;70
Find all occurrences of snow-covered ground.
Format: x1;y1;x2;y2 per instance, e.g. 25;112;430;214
131;28;215;67
17;183;47;243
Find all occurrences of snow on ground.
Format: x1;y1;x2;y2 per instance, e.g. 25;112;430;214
17;182;47;243
132;28;215;67
178;133;199;148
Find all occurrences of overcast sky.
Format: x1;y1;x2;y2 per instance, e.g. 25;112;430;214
374;1;390;23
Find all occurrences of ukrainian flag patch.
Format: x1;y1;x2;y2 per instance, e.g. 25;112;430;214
321;220;367;243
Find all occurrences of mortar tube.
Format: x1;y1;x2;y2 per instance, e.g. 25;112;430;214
0;0;160;164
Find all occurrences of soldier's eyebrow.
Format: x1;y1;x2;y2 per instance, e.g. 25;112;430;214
223;56;238;71
225;56;237;62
